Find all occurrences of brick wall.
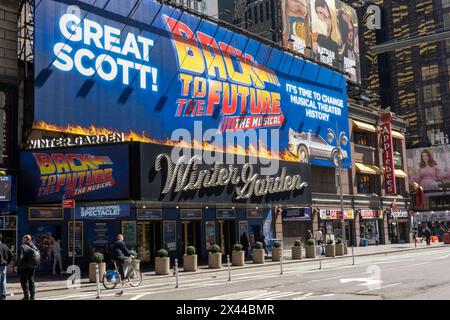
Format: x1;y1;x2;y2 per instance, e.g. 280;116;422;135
0;0;18;84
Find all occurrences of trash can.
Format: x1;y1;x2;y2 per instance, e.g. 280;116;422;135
444;233;450;244
360;238;369;247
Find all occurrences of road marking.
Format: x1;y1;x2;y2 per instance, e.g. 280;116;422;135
356;283;400;294
262;292;305;300
129;294;146;300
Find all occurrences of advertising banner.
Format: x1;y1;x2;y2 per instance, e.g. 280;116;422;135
381;111;396;195
319;209;354;220
28;207;64;220
75;204;131;219
35;0;351;169
407;145;450;192
282;0;360;83
282;208;312;221
360;209;382;220
19;144;130;204
0;176;12;201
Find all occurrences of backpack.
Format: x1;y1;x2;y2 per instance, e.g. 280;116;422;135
25;245;41;266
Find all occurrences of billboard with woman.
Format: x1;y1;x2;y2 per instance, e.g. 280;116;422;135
282;0;312;56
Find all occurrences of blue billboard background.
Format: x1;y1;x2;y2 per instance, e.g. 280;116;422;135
19;144;130;204
34;0;351;168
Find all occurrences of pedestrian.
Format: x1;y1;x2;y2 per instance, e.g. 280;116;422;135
424;227;432;246
52;239;64;275
16;235;40;300
261;235;268;256
438;225;446;242
0;233;13;300
240;232;250;257
305;230;313;242
110;234;131;286
315;228;324;245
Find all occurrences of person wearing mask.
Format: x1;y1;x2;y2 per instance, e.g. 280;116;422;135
111;234;131;286
16;235;40;300
0;233;13;300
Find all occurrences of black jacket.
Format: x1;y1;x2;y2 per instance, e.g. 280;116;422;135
110;240;130;260
16;241;38;270
0;242;12;266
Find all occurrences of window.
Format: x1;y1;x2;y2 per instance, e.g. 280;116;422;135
353;130;372;146
260;3;264;22
357;174;376;194
423;83;440;103
430;196;450;210
266;1;270;20
425;105;443;125
421;65;438;81
254;6;257;24
395;177;405;196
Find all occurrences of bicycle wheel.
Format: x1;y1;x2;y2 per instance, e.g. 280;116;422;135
127;269;142;287
102;271;119;290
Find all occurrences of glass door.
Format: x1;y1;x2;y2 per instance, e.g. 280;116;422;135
137;222;151;262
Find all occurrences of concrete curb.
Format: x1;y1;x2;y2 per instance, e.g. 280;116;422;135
7;244;448;296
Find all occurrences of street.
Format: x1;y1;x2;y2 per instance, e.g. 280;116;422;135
8;246;450;301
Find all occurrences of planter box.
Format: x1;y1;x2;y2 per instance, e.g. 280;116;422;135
208;252;222;269
89;262;106;283
124;259;140;272
305;245;316;258
271;247;283;261
232;251;245;266
252;249;265;264
183;254;197;272
292;246;303;260
155;257;170;275
325;245;336;257
335;243;345;256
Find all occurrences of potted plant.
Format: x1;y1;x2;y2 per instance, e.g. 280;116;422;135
89;252;106;283
335;238;345;256
183;246;197;272
155;249;170;275
292;240;303;260
252;242;265;264
305;239;316;258
325;239;336;257
125;249;140;271
271;241;283;262
232;243;245;266
208;244;222;269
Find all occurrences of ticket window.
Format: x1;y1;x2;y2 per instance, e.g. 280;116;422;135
182;221;201;254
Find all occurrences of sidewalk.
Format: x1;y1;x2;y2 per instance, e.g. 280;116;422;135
5;242;447;296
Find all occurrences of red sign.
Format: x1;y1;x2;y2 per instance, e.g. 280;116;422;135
62;199;75;208
381;111;396;194
360;210;383;219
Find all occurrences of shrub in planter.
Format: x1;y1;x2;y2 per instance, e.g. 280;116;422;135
208;244;222;269
232;243;245;266
89;252;106;283
155;249;170;275
253;242;265;264
184;246;197;272
325;240;336;257
305;239;316;259
292;240;303;260
272;241;283;262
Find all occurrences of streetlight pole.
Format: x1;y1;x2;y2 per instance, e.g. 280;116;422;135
327;128;348;250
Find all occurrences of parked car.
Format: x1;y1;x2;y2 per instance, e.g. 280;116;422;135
288;128;348;166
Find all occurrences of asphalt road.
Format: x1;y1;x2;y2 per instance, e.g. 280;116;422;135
8;246;450;300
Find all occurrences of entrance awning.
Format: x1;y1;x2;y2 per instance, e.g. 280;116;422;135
353;120;377;133
394;169;408;178
355;163;382;175
392;131;405;140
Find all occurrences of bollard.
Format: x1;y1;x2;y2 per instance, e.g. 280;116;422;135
352;246;355;266
227;255;231;282
280;253;283;275
175;258;179;288
319;247;322;270
95;263;101;299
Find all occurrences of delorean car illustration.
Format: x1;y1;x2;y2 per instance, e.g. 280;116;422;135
288;128;348;166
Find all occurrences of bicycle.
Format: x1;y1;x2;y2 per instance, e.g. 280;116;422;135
102;256;142;289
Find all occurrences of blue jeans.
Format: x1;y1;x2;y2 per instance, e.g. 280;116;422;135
0;265;6;297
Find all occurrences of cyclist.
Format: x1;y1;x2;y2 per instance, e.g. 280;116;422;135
110;234;131;286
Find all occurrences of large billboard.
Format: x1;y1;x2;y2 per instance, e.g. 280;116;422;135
282;0;360;83
19;144;130;204
407;146;450;192
34;0;351;168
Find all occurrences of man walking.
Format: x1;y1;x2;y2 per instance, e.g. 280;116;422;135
0;233;13;300
16;235;40;300
424;227;432;246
